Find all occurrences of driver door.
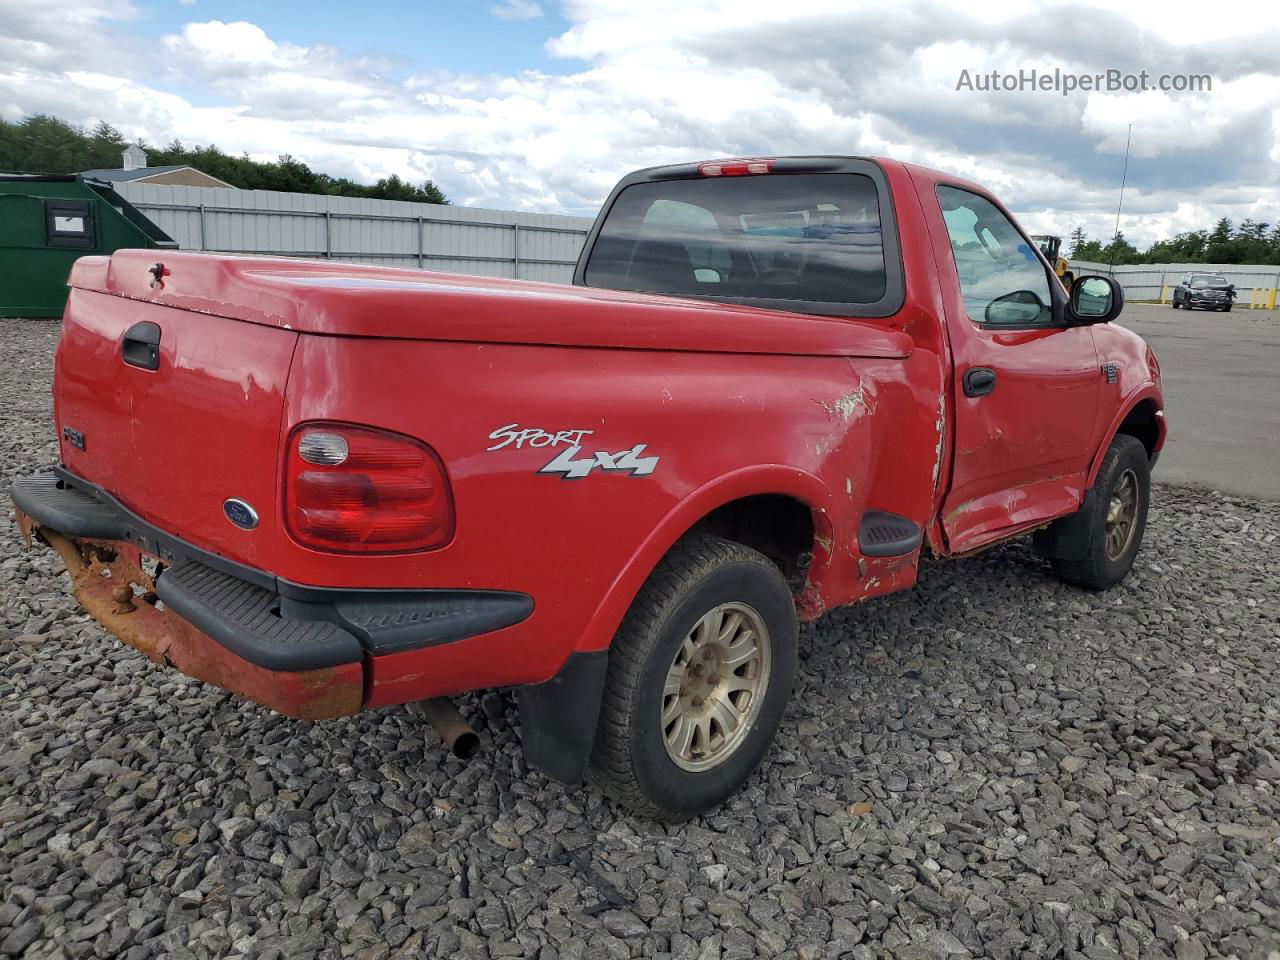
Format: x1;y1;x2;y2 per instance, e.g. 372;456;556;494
928;183;1101;553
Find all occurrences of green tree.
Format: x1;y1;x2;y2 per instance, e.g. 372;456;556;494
1072;238;1107;262
1068;226;1087;258
1205;217;1234;262
0;112;449;205
1101;231;1141;266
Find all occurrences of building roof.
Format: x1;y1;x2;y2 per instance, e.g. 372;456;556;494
81;165;201;183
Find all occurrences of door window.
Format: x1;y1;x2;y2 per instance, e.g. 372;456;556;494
936;186;1052;326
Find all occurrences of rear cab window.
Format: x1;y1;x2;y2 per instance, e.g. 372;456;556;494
579;162;903;318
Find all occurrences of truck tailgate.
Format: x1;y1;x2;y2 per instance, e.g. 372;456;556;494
55;286;296;569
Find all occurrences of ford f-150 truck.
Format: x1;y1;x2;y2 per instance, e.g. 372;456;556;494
11;156;1164;819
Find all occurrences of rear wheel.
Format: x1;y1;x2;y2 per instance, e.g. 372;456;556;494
1171;297;1180;309
1046;434;1150;590
589;535;797;820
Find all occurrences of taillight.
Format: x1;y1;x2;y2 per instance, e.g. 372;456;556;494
698;158;774;177
285;423;454;553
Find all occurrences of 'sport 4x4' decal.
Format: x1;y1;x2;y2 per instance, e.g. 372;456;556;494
486;423;660;479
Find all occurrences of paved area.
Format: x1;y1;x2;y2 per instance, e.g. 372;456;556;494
1118;302;1280;500
3;318;1280;960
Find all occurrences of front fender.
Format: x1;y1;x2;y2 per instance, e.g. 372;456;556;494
1086;384;1166;486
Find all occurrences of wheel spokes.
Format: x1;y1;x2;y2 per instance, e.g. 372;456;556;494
723;631;758;670
708;696;743;737
660;601;772;772
667;713;696;757
664;662;684;698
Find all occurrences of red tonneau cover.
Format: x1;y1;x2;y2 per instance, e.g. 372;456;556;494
69;250;913;359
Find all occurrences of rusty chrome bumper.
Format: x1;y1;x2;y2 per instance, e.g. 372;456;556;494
10;470;533;727
13;507;364;720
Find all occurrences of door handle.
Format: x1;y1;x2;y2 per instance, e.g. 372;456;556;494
122;321;161;371
963;367;997;397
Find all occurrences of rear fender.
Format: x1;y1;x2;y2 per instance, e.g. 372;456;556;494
517;465;836;784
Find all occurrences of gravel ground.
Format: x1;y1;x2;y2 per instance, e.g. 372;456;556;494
3;317;1280;960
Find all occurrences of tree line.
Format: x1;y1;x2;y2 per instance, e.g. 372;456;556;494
0;114;448;205
1068;219;1280;266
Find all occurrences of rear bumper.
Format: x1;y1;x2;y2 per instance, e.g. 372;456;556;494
10;470;533;720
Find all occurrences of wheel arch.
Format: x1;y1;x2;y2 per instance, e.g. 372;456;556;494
1087;389;1165;486
576;465;835;657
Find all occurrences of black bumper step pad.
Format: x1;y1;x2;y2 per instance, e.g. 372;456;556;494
156;561;363;671
10;473;126;541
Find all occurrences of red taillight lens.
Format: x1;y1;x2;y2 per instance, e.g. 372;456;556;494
698;158;774;177
285;423;454;553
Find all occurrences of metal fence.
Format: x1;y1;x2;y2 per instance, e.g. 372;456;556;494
99;186;1280;307
1069;259;1280;305
111;182;595;284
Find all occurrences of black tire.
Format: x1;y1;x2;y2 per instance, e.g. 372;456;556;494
1224;304;1232;312
1171;297;1179;309
1049;435;1150;590
589;535;798;820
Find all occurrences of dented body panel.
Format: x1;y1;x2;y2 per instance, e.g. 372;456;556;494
15;155;1163;733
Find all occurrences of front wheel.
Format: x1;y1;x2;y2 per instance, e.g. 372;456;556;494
589;535;798;820
1171;297;1180;309
1040;434;1151;590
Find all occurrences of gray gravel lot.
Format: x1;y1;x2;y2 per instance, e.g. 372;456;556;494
3;317;1280;960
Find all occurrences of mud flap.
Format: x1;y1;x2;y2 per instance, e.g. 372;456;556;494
517;650;609;784
1032;485;1100;562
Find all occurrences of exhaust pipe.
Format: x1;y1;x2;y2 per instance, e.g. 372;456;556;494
415;698;480;760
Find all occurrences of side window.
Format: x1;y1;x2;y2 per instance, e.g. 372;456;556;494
936;185;1053;326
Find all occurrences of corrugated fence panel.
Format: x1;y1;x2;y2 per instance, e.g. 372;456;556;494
1069;259;1280;301
115;182;593;283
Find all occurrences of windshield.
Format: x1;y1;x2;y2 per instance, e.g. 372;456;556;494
1190;275;1228;287
582;174;887;306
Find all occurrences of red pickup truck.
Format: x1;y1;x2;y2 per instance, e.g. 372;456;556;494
11;156;1164;819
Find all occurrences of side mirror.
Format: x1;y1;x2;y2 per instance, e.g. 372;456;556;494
1068;275;1124;324
985;289;1047;325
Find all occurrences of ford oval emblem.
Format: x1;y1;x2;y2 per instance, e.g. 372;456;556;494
223;498;259;530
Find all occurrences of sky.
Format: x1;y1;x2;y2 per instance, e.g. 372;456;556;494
1;0;1278;247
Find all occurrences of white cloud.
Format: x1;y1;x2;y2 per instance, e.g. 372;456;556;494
1;0;1278;246
491;0;543;19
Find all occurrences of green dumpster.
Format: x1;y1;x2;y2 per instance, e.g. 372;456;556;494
0;174;176;318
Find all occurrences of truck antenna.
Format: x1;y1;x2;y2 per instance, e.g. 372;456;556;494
1109;123;1133;274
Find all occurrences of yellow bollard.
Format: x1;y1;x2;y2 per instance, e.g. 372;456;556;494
1269;288;1277;310
1161;285;1170;305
